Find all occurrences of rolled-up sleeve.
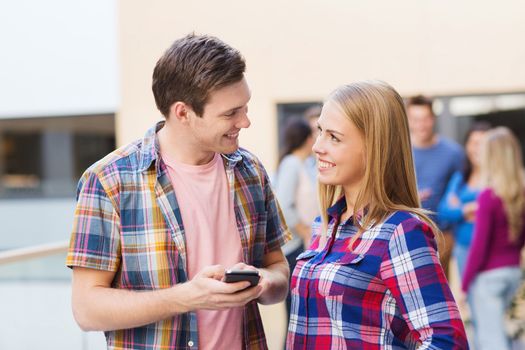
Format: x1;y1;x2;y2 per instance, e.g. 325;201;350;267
66;170;121;271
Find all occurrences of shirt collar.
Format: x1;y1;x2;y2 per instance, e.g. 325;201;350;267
138;121;164;173
137;120;245;173
221;151;242;170
327;195;369;227
327;196;347;219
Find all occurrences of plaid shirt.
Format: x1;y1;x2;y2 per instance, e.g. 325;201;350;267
66;122;290;350
286;198;468;349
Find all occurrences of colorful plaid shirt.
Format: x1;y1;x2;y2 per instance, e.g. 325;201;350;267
66;122;291;350
286;197;469;349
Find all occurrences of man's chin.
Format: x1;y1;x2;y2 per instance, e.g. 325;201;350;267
219;144;239;155
414;134;434;145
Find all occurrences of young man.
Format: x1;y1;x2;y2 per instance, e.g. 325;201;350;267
66;34;291;350
406;95;464;276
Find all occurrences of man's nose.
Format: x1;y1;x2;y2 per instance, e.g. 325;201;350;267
237;113;251;129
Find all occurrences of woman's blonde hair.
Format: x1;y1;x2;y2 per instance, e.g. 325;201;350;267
318;81;438;247
479;127;525;241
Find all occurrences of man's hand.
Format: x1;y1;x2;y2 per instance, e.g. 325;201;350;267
462;202;478;222
227;251;290;306
447;194;460;207
227;262;267;294
242;250;289;305
182;265;262;311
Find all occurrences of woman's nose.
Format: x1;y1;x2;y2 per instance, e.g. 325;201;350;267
312;136;323;155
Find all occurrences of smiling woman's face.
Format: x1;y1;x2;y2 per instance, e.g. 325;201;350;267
466;130;487;168
313;99;366;194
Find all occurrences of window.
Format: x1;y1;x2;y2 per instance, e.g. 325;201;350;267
0;114;115;198
1;132;42;196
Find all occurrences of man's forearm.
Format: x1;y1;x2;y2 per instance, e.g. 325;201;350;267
73;282;191;332
257;260;289;305
72;265;263;332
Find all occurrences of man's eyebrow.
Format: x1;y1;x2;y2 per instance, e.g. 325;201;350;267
220;106;242;114
221;101;249;114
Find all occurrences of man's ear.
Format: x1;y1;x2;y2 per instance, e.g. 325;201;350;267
168;102;193;124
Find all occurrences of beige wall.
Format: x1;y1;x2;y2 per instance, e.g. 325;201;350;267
119;0;525;171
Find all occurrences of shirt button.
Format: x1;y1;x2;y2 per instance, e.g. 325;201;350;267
188;340;194;347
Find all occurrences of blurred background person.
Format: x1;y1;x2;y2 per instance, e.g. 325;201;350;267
462;127;525;350
303;104;322;137
274;117;319;324
406;95;465;277
302;105;322;186
438;121;491;279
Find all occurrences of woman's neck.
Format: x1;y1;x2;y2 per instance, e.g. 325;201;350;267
342;188;359;222
468;167;481;188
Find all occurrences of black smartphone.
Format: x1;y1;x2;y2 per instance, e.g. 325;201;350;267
224;269;260;287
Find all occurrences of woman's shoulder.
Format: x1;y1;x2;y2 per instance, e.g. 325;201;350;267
278;154;302;169
275;154;301;179
382;210;421;225
380;210;434;236
478;187;498;202
378;211;437;255
477;187;504;209
281;154;300;162
354;211;431;247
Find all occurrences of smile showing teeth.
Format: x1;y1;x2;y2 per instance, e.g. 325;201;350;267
318;160;335;169
225;132;239;139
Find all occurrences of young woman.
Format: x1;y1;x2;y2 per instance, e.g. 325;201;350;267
286;81;468;349
462;127;525;350
438;122;491;278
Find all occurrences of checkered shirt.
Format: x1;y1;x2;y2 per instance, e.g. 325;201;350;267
66;121;291;349
286;197;468;349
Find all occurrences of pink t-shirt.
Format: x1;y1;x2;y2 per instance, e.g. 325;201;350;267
161;152;243;350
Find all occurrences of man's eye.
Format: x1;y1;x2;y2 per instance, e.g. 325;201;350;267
225;110;236;117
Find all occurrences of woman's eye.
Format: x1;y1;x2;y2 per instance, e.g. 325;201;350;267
330;134;340;142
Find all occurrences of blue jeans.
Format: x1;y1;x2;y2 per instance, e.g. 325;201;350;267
469;266;522;350
454;243;469;279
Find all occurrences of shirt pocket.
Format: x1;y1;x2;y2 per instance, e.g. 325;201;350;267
120;228;180;289
318;253;365;297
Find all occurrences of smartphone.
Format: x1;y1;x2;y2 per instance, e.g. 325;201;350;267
224;269;260;287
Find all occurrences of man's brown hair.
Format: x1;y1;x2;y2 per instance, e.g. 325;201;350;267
152;34;246;117
406;95;434;115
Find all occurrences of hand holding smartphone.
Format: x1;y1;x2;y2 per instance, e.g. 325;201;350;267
223;269;260;287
